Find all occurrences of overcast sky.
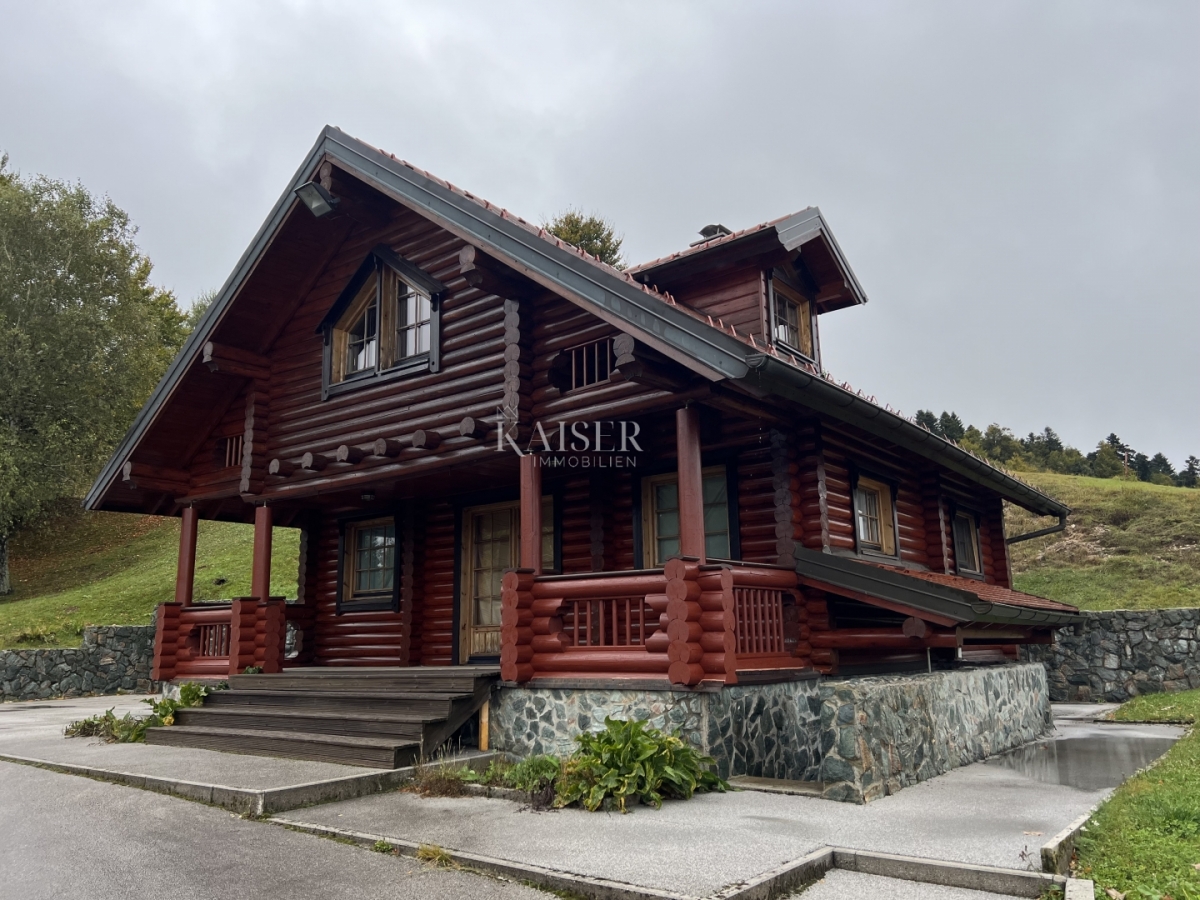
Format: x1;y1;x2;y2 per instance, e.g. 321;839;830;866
3;1;1197;465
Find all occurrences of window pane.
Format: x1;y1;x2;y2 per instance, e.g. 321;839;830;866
702;474;726;504
541;496;555;570
351;524;394;595
855;488;882;546
657;535;680;562
656;509;680;541
654;482;679;512
705;532;730;560
954;515;979;572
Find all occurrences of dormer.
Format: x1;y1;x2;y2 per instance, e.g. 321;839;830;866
315;244;447;400
629;207;866;371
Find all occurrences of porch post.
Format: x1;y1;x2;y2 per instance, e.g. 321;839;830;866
174;505;198;606
251;504;273;600
675;405;706;563
519;454;542;574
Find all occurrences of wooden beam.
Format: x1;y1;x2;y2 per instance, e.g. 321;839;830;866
175;506;198;607
335;444;369;464
202;342;269;381
676;405;705;562
519;454;542;573
458;245;537;300
610;332;695;392
251;505;273;600
122;460;188;495
301;452;330;471
411;429;441;451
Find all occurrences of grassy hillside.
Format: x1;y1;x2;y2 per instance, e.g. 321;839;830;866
0;506;299;649
1007;473;1200;610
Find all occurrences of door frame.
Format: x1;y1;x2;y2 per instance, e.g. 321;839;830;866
458;499;520;664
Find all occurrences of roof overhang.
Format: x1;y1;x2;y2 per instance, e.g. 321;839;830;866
795;547;1081;627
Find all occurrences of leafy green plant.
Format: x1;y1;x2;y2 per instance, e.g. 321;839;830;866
504;754;560;794
243;666;263;674
554;717;726;813
64;681;212;742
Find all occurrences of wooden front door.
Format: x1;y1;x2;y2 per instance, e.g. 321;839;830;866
460;501;519;662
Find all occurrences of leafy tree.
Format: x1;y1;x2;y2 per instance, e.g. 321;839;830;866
979;424;1023;464
937;412;966;443
544;209;625;269
184;289;217;332
0;157;185;593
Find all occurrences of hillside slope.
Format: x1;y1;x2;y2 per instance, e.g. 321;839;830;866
0;507;299;649
1007;473;1200;610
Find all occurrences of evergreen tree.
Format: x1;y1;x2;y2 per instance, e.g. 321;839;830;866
1178;456;1200;488
1148;453;1175;478
937;411;966;442
1090;442;1124;478
915;409;941;435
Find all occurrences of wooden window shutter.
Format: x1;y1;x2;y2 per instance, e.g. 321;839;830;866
331;329;349;383
379;268;398;369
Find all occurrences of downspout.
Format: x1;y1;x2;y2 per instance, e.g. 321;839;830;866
1005;512;1067;545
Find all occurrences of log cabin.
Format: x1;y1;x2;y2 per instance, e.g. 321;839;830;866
85;126;1079;768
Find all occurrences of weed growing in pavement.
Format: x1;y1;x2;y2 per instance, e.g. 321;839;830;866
416;844;455;867
63;681;214;742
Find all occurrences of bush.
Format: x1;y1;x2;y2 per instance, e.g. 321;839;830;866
554;717;727;812
64;682;213;743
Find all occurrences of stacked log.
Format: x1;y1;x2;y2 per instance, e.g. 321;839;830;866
696;567;738;684
803;592;837;673
151;602;181;682
255;599;286;674
665;558;704;685
770;429;801;566
228;597;260;677
500;569;535;682
239;390;269;496
529;596;569;654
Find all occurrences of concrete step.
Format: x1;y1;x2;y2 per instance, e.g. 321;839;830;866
205;689;462;717
174;706;429;741
145;725;419;769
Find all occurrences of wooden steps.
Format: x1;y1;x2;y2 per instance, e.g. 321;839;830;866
145;666;499;768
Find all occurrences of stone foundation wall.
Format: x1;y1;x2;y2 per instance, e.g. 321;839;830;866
0;625;156;702
489;662;1051;804
814;663;1052;802
489;679;825;784
1022;609;1200;702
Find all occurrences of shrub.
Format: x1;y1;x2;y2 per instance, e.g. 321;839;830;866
504;754;560;794
554;717;727;812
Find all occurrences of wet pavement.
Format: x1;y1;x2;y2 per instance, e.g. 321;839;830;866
985;720;1181;791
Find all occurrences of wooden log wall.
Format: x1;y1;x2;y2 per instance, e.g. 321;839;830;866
922;473;952;574
668;265;766;345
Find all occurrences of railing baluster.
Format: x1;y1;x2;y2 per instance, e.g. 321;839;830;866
586;600;593;648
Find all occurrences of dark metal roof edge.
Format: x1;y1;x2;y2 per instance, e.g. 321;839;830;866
742;354;1070;518
84;127;337;510
777;207;869;307
321;129;753;382
795;547;1081;627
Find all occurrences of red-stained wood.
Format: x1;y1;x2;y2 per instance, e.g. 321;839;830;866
251;505;273;601
676;406;706;562
175;506;198;606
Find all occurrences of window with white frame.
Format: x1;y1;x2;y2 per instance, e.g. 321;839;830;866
853;475;896;556
771;279;814;359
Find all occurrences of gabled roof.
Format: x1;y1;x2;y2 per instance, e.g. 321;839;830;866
85;126;1069;521
629;208;869;313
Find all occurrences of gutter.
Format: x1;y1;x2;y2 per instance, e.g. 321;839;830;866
1006;513;1068;546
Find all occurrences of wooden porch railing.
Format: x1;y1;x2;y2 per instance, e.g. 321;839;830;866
152;597;287;681
499;560;809;687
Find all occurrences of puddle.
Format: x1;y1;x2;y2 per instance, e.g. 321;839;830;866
985;732;1179;791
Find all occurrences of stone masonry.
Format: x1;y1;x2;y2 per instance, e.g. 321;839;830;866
0;625;156;702
1023;608;1200;702
489;662;1051;803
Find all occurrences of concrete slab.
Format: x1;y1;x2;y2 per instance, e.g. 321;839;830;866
797;870;1024;900
1052;702;1120;721
279;717;1180;896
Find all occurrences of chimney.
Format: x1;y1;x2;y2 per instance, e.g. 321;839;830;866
689;224;733;247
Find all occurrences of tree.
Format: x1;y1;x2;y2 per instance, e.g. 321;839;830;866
544;209;625;269
937;412;966;443
915;409;941;435
979;424;1023;464
0;158;186;593
1178;456;1200;488
184;288;217;332
1090;441;1124;479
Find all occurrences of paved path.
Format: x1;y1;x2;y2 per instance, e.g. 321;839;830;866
0;695;381;789
0;760;547;900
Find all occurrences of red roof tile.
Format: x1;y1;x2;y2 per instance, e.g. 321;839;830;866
871;564;1078;615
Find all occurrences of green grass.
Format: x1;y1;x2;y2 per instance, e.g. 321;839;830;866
1075;689;1200;899
0;506;299;649
1007;473;1200;610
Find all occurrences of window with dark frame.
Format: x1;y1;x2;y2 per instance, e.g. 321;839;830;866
341;518;396;610
323;251;440;396
641;467;731;566
952;511;982;575
853;475;896;556
771;279;814;359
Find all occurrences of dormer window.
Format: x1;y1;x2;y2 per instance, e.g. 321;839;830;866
770;279;814;359
318;245;445;399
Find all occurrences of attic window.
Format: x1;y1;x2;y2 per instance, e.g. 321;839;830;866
568;338;613;390
770;280;814;359
320;246;444;399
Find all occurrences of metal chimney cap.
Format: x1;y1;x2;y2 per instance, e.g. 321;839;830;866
690;223;733;246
